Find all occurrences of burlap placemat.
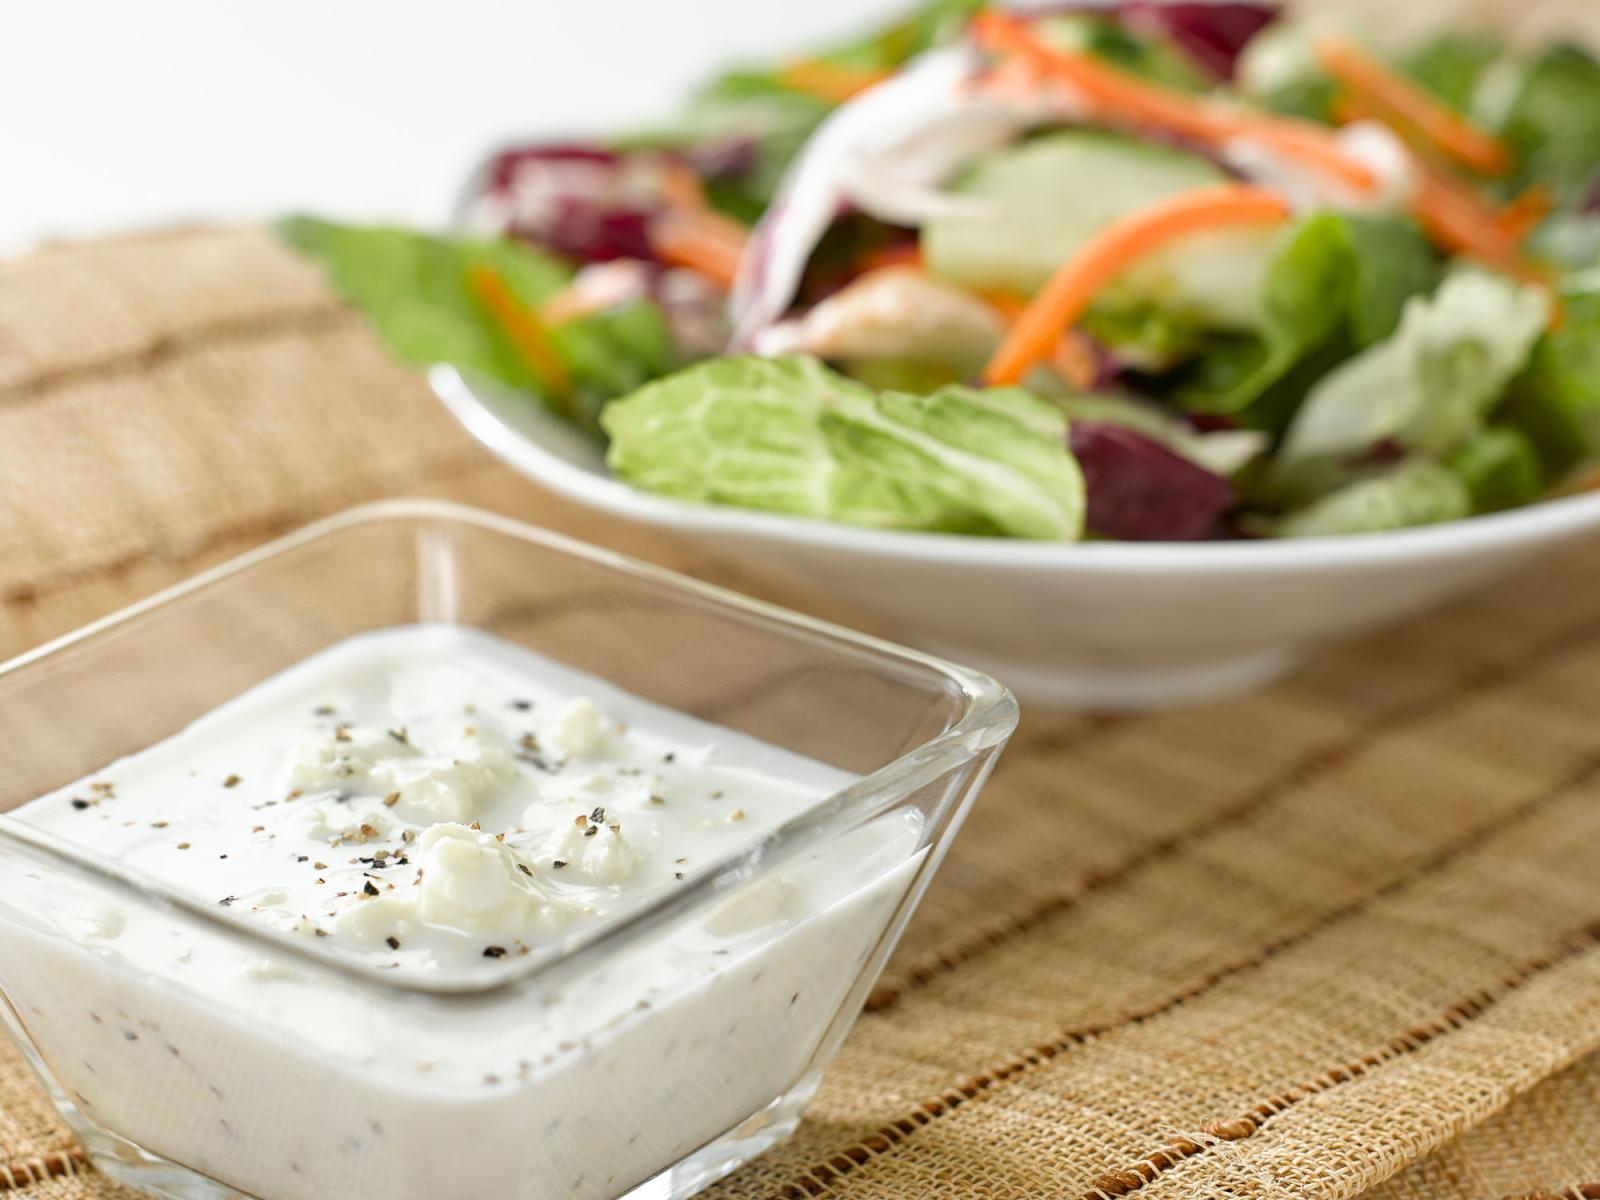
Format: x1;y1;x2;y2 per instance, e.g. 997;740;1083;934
4;227;1600;1200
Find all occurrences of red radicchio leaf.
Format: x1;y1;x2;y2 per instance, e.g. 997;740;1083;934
1121;2;1279;80
483;144;660;264
1070;421;1235;541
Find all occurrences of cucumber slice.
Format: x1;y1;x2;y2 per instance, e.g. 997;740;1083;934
923;131;1275;331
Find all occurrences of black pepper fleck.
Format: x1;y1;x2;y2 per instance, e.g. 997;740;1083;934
71;799;91;811
362;881;380;897
385;936;401;951
483;946;508;959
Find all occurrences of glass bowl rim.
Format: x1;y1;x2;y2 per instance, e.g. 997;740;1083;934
0;499;1017;1005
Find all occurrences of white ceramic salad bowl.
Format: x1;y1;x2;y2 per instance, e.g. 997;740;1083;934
432;365;1600;710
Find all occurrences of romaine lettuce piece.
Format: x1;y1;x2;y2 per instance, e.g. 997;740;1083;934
1277;269;1550;467
601;356;1086;539
1274;461;1471;537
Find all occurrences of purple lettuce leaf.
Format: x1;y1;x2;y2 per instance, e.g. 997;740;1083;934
1121;2;1279;80
1070;420;1236;541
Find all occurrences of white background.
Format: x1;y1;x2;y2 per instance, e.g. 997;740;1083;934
0;0;903;252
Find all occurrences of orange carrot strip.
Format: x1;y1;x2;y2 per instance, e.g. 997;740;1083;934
1411;166;1544;283
465;265;572;399
972;11;1377;193
1333;90;1549;270
978;289;1029;320
653;209;748;288
776;58;894;103
657;159;708;211
1496;182;1554;244
1318;36;1511;177
1049;332;1099;390
983;186;1291;386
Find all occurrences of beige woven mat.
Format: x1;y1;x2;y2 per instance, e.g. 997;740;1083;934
4;228;1600;1200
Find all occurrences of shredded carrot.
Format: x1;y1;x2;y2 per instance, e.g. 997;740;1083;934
978;289;1095;387
465;265;572;399
657;159;708;211
1332;90;1549;276
1317;36;1511;177
1411;165;1546;283
983;185;1291;386
1496;182;1555;244
776;58;894;102
652;208;748;288
978;289;1029;320
1049;332;1100;391
971;11;1377;194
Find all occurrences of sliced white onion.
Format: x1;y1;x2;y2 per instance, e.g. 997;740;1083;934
730;45;1078;348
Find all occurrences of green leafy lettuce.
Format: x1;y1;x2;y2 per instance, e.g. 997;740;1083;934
1275;461;1471;537
1276;268;1550;467
1498;44;1600;203
1404;34;1502;112
1175;212;1438;415
601;356;1085;539
278;216;677;432
1446;426;1543;513
1501;271;1600;476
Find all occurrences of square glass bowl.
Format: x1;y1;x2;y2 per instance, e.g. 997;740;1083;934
0;501;1015;1200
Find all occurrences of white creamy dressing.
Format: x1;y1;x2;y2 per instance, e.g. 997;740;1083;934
0;627;926;1200
22;628;834;975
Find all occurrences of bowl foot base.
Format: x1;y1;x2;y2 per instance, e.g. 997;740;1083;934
917;641;1305;711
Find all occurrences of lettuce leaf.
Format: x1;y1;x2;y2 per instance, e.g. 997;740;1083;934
1499;44;1600;204
1404;34;1501;112
278;216;569;389
1052;393;1265;477
601;356;1085;539
1277;269;1549;467
1446;426;1543;513
1175;212;1437;415
278;216;678;433
1501;272;1600;476
1274;461;1471;537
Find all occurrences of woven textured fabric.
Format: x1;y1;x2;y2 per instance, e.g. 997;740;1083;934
4;227;1600;1200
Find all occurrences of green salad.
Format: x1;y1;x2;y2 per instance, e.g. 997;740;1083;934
282;1;1600;542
